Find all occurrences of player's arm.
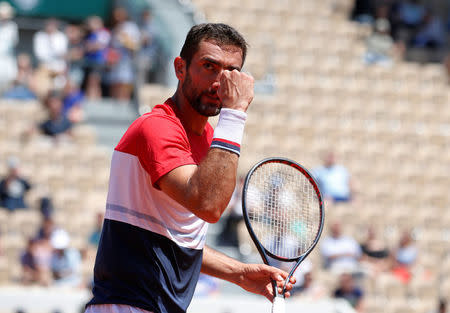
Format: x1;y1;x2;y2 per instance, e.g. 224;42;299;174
158;150;238;223
201;245;295;301
158;70;253;223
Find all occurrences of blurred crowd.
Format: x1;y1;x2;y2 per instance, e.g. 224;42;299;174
0;156;102;289
0;2;162;107
351;0;450;69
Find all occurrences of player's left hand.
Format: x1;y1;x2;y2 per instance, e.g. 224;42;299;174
235;263;296;301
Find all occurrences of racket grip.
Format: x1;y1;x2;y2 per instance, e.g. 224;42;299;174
271;295;285;313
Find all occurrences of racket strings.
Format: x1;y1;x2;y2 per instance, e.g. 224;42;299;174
246;162;321;259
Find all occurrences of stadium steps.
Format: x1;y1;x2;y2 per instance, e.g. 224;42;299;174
82;99;139;149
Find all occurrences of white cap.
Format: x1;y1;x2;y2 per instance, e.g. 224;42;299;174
51;229;70;249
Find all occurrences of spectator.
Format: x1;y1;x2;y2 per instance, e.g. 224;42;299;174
33;19;68;76
292;259;326;299
62;79;84;124
351;0;376;24
20;238;42;284
0;1;18;91
0;157;31;211
39;197;54;219
65;24;85;86
217;176;244;248
390;0;426;43
50;228;82;287
391;230;417;283
360;226;390;275
411;11;446;49
35;216;56;241
82;16;110;99
38;90;73;138
333;272;365;312
320;222;362;274
108;7;140;101
313;151;353;203
88;212;103;247
3;53;38;100
364;18;404;66
31;217;55;284
395;0;426;29
137;9;160;84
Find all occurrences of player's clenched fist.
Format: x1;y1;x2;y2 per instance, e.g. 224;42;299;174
218;70;254;113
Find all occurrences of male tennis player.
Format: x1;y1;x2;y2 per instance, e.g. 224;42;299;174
85;23;295;313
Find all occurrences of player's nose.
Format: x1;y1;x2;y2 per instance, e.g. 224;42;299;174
211;81;220;92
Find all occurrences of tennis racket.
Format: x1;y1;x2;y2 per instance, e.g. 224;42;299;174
242;157;324;313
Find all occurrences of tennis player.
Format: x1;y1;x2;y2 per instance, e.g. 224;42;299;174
85;23;295;313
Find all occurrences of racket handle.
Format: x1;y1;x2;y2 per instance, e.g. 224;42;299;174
271;295;285;313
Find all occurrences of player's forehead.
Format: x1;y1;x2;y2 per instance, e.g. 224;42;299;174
193;39;243;69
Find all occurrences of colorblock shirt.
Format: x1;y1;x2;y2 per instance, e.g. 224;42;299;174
87;99;214;313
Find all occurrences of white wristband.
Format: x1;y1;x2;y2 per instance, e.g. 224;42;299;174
211;108;247;155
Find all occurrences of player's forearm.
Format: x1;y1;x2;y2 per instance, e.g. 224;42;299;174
201;245;245;285
183;107;246;223
185;149;238;223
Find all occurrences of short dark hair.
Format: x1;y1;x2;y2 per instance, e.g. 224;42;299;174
180;23;248;68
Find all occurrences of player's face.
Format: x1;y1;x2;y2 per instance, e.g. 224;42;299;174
182;40;243;116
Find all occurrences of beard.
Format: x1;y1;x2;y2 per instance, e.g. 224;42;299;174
182;72;221;117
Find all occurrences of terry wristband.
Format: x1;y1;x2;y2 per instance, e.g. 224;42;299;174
211;108;247;156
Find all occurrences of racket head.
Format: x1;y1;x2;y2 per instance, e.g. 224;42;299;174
242;157;325;264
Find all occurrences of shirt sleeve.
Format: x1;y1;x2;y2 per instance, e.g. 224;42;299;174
21;178;31;191
138;115;196;187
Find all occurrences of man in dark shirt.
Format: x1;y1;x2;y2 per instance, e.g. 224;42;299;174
39;91;72;137
0;157;31;211
333;273;364;312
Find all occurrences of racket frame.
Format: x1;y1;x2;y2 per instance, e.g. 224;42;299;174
242;157;325;297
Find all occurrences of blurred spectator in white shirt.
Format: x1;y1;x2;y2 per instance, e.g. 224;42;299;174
320;222;362;274
0;1;18;90
33;19;68;76
364;18;405;66
50;229;82;287
108;7;140;101
313;151;354;203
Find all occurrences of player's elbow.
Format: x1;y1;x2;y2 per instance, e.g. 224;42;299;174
202;213;221;224
196;203;225;224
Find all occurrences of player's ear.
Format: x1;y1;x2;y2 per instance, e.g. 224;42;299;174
174;57;186;81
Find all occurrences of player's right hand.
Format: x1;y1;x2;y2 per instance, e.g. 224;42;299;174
218;69;254;113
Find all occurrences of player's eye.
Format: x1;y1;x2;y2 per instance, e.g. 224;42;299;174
203;63;214;70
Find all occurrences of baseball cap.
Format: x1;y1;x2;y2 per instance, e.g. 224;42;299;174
50;229;70;249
